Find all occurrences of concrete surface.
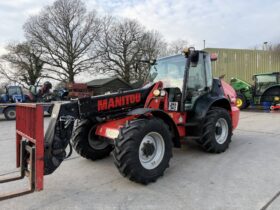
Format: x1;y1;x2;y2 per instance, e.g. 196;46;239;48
0;111;280;210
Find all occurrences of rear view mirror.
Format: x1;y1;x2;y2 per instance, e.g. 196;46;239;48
190;51;199;67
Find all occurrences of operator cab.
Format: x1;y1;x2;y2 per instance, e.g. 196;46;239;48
6;86;24;103
148;48;214;111
253;72;280;96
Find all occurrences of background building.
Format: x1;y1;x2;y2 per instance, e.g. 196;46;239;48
87;77;132;96
205;48;280;83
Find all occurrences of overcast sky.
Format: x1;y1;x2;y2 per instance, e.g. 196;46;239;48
0;0;279;55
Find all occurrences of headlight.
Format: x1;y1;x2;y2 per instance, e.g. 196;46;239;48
274;96;280;101
153;89;160;97
160;90;166;96
153;89;166;97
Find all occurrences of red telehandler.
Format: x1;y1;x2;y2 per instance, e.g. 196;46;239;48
0;48;239;200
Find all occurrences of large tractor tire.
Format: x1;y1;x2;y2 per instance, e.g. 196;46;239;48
197;107;232;153
260;86;280;104
236;93;249;109
113;118;172;184
71;120;114;160
4;107;16;120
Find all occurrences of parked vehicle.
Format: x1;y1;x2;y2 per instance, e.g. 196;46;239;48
231;72;280;109
0;84;54;120
0;86;28;103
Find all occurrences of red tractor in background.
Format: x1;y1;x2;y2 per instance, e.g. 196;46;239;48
0;48;239;199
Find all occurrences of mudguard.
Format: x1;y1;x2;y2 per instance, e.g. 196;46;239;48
260;85;280;103
127;108;181;147
186;79;233;136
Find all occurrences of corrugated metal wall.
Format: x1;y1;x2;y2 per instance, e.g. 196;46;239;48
205;48;280;83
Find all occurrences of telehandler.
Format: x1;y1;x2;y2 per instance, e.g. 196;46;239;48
0;48;239;200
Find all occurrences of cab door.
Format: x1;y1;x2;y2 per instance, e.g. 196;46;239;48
184;52;212;110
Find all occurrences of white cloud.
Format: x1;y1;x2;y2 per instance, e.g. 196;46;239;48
114;0;280;49
0;0;279;55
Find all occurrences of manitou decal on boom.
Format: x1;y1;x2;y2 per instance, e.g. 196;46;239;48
98;93;142;111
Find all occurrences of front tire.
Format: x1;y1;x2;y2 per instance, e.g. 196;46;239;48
236;93;248;109
71;120;114;160
4;107;16;120
113;118;172;184
197;107;232;153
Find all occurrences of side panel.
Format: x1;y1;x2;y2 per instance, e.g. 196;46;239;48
166;112;186;137
96;108;183;148
231;106;239;129
95;116;136;139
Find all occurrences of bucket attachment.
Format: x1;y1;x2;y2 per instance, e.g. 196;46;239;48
0;104;44;200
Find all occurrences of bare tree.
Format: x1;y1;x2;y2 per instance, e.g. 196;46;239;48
97;18;164;83
132;30;165;82
0;42;44;88
24;0;101;83
163;39;189;56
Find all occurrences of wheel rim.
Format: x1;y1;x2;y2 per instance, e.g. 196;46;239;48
139;132;165;170
88;126;109;150
215;118;229;144
236;98;243;108
8;110;16;119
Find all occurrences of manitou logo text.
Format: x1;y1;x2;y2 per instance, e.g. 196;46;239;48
98;93;141;111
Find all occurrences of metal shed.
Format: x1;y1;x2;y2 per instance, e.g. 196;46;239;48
204;48;280;83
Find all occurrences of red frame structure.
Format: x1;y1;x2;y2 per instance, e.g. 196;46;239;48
270;104;280;110
16;104;44;190
0;104;44;200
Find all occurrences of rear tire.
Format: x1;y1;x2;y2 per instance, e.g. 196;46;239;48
113;118;172;184
71;120;114;160
197;107;232;153
4;107;16;120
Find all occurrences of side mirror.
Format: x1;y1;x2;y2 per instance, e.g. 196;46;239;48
190;51;199;67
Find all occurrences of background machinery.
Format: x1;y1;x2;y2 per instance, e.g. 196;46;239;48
0;86;29;120
231;72;280;109
0;48;239;199
0;85;27;103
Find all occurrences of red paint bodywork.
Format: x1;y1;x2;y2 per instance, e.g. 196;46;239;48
221;80;240;129
166;112;186;137
16;104;44;191
270;105;280;110
95;116;136;138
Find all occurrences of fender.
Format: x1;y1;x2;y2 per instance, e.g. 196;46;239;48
260;85;280;103
186;94;231;137
190;94;231;121
127;108;181;148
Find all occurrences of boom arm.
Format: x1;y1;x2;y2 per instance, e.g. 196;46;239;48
43;85;154;175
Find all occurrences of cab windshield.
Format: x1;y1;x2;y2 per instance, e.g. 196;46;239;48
255;74;278;95
7;86;22;96
255;74;277;83
148;55;186;90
